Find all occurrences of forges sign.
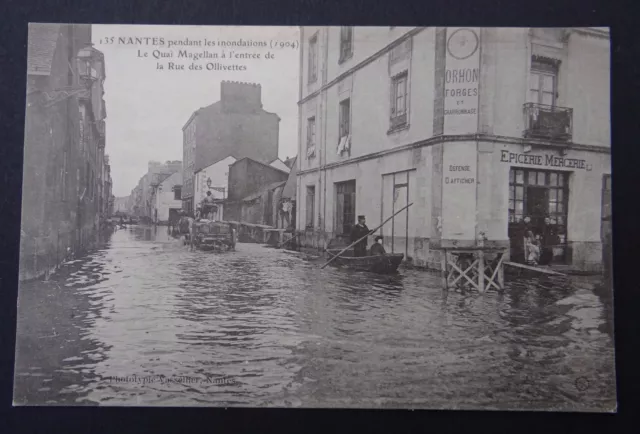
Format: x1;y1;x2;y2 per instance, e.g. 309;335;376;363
443;27;480;135
500;150;589;170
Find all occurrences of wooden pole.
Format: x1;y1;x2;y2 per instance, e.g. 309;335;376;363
277;232;299;248
320;202;414;269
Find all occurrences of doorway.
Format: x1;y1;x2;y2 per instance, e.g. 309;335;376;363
508;168;569;264
335;180;356;241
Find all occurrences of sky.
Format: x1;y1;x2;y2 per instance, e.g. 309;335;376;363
92;25;300;197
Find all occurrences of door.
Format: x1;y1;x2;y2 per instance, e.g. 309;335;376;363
335;180;356;240
381;171;413;258
508;168;569;264
526;186;548;230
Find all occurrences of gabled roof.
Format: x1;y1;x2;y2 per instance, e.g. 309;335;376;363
241;181;286;202
281;156;298;199
27;24;61;76
231;157;289;177
194;154;237;174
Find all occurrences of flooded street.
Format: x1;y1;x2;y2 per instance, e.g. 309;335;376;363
14;226;616;410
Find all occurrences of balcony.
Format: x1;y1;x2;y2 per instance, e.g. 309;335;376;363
523;103;573;142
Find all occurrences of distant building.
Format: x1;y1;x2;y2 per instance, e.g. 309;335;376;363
193;156;236;221
20;23;107;281
113;196;129;214
153;171;183;224
129;160;182;220
181;81;281;213
223;157;289;225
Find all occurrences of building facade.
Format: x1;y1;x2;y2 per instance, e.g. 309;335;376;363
21;24;108;281
182;81;281;214
128;161;182;220
223;158;290;224
153;171;183;224
193;156;236;220
296;26;610;272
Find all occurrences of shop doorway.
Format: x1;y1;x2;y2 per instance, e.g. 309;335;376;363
508;168;569;264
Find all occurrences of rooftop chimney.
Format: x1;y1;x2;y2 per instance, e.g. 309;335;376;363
220;81;262;112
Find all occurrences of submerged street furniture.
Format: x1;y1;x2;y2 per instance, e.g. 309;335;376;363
441;247;507;293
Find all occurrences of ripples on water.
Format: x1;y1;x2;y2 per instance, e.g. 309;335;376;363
14;226;616;410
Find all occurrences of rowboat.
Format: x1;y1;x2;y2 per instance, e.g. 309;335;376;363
325;249;404;274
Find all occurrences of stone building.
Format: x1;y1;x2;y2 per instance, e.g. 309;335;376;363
181;81;281;214
223;158;290;225
295;27;610;272
153;171;183;224
129;160;182;220
20;24;107;281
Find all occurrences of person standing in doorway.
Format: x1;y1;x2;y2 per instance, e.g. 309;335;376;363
350;215;371;257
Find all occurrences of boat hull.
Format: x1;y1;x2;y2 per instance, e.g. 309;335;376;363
326;249;404;274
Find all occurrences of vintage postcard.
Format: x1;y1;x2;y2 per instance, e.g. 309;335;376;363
14;24;615;411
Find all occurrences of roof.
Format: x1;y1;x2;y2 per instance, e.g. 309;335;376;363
241;180;286;202
269;158;290;173
27;24;61;76
231;157;289;177
281;156;297;199
160;171;182;187
194;154;237;174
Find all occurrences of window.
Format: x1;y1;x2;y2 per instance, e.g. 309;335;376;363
390;71;408;129
306;185;315;229
307;116;316;149
508;168;568;227
339;98;351;138
529;58;558;107
335;180;356;236
174;187;182;200
339;27;353;63
308;34;318;84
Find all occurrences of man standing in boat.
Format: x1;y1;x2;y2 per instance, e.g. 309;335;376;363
350;215;371;257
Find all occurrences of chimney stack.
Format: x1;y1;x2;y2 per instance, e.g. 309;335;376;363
220;81;262;112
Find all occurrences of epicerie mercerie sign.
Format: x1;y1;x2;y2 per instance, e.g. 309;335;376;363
500;150;591;170
443;27;481;135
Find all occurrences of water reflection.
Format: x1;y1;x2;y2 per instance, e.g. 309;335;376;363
14;226;616;410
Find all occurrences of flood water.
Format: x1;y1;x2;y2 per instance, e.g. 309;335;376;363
14;226;616;410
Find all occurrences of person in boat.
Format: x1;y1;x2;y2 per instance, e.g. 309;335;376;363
350;215;371;257
370;235;386;256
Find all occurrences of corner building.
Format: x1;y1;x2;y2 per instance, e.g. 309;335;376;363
296;27;610;272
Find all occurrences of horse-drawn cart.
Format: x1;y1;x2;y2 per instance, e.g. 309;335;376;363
188;220;236;252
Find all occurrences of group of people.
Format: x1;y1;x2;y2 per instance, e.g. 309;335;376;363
349;215;386;257
513;216;560;266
